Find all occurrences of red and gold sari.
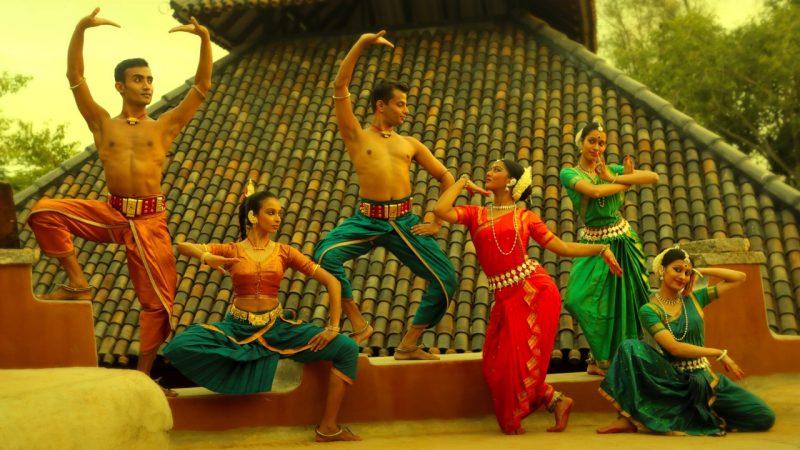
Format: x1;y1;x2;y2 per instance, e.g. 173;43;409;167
454;205;561;433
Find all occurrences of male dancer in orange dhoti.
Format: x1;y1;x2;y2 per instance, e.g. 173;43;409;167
27;8;211;392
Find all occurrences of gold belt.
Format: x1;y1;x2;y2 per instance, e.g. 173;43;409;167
579;218;630;242
671;357;710;372
487;259;540;291
229;303;283;327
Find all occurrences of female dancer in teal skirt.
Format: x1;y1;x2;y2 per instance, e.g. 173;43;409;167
598;247;775;435
164;186;361;442
560;121;659;375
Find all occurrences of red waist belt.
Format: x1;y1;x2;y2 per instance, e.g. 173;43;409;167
359;198;412;220
108;193;165;218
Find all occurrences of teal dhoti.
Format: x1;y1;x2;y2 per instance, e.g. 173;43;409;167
164;309;359;395
313;197;457;327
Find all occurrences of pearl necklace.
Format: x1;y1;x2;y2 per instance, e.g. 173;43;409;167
654;292;689;341
489;203;519;256
577;163;606;208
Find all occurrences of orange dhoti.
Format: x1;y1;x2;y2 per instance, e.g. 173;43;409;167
28;197;176;353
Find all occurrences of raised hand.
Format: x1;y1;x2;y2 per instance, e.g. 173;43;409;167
169;16;209;38
601;248;623;277
721;354;745;380
623;154;634;174
78;7;121;30
358;30;394;48
463;178;491;197
595;156;615;182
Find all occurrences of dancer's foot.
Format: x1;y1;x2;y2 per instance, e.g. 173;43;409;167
596;417;637;434
587;360;606;377
349;322;373;346
315;425;362;442
393;346;439;361
40;283;93;301
547;396;573;432
510;427;526;435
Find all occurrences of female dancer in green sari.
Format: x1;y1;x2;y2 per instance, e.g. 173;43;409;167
597;247;775;435
560;122;659;375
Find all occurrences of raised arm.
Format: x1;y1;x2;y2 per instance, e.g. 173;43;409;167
67;8;119;132
434;175;489;224
333;31;393;143
411;138;458;235
177;242;238;274
159;17;212;139
693;267;746;299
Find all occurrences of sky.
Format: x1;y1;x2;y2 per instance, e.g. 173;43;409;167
0;0;228;146
1;1;765;152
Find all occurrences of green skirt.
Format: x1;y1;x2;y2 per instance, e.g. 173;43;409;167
599;340;775;435
164;312;359;395
564;228;649;367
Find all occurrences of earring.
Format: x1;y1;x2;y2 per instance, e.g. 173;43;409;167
506;178;517;188
247;211;258;225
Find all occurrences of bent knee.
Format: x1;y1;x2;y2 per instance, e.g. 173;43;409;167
752;408;776;431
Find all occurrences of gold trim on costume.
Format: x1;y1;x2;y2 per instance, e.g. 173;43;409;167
388;220;451;307
129;221;173;317
315;236;380;268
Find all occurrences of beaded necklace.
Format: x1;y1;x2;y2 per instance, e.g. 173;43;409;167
654;292;689;341
489;203;519;256
577;164;606;208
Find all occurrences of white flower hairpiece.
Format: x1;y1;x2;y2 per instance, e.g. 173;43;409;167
652;245;691;276
511;166;533;201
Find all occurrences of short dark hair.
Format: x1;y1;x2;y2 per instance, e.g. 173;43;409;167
369;79;409;112
114;58;149;82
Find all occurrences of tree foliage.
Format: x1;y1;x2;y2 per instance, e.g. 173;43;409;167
600;0;800;187
0;71;79;193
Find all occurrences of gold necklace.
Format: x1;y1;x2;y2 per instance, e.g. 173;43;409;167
577;163;606;207
247;237;271;251
370;124;392;138
123;112;148;126
489;204;519;256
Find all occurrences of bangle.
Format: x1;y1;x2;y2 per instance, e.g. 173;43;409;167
598;244;610;256
332;91;351;100
460;174;470;184
325;325;341;333
69;77;86;90
611;174;618;183
200;251;211;265
191;84;207;100
716;349;728;361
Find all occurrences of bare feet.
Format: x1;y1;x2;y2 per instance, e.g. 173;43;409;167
596;417;637;434
40;284;93;301
393;346;440;360
510;427;526;435
315;425;362;442
587;361;606;377
350;323;373;346
547;396;573;432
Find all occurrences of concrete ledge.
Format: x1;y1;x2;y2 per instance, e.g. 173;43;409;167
0;368;171;450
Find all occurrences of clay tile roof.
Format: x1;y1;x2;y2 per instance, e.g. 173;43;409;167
14;11;800;370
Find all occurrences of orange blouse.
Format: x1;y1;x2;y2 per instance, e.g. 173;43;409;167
208;242;318;298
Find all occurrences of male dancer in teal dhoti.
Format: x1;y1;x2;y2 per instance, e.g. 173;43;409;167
314;30;457;360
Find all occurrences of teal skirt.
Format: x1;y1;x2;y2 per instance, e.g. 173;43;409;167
164;311;359;395
599;340;775;435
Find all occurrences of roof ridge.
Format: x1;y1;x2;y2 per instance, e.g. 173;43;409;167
13;46;249;209
513;11;800;215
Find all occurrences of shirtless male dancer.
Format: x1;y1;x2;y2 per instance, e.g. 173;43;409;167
314;31;457;360
27;8;211;390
